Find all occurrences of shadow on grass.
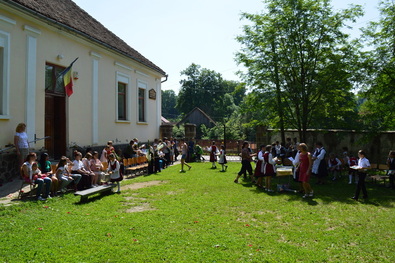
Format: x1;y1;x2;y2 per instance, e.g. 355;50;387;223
237;175;395;208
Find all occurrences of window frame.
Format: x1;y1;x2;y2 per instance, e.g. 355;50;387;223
0;30;10;118
115;72;130;122
137;80;148;123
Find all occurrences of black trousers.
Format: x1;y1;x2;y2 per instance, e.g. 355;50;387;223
238;160;253;176
355;172;368;199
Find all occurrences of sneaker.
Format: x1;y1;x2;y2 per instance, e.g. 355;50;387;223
302;194;309;198
46;195;52;199
332;177;336;181
267;189;274;192
309;191;314;197
37;196;46;201
179;170;185;173
348;182;352;184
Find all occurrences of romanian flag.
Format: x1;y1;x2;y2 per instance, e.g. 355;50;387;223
58;57;78;97
63;66;73;97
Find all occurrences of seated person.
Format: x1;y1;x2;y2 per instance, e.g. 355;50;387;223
72;151;92;190
21;152;51;201
328;153;341;180
38;152;58;196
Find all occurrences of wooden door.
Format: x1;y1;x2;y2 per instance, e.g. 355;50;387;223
45;94;66;159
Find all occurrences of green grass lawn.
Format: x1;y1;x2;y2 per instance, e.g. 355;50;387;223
1;162;394;262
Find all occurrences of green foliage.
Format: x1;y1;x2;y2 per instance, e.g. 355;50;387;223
359;0;395;131
0;163;394;262
161;90;180;120
172;125;185;139
236;0;364;140
176;64;246;122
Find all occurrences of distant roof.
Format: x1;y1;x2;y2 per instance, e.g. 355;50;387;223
161;116;171;124
5;0;166;76
177;107;217;126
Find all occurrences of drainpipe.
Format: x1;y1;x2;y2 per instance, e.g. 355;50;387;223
161;74;169;83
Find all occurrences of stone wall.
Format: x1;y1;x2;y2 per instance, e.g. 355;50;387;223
0;152;19;186
256;126;395;164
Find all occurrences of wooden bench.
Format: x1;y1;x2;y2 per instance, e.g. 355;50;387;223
74;185;114;202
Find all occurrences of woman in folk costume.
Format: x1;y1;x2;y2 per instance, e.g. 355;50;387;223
208;141;218;169
262;145;276;192
254;145;266;188
312;142;327;184
107;153;123;193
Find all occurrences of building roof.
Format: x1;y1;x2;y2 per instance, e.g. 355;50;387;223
177;107;217;126
5;0;166;76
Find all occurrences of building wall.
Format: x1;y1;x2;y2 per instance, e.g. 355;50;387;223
0;6;163;154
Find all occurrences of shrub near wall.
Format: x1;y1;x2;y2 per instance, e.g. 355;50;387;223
257;126;395;164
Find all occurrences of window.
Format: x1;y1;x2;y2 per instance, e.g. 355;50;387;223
0;31;10;117
45;63;65;95
118;82;127;120
138;88;145;122
116;72;130;121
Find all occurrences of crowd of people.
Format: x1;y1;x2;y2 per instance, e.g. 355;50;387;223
231;139;384;201
13;122;394;201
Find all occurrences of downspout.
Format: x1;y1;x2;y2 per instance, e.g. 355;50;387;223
161;74;169;83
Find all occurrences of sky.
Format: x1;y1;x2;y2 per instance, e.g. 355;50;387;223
73;0;381;93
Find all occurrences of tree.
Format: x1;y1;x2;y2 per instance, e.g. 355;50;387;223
236;0;363;142
176;64;243;120
359;0;395;131
176;63;224;117
161;90;179;120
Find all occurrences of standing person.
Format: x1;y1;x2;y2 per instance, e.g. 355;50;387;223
297;143;314;198
14;123;30;168
352;150;371;201
208;141;218;169
218;145;228;172
234;141;255;183
387;151;395;189
312;142;327;184
107;153;123;193
254;145;265;188
179;139;192;173
262;145;276;192
21;153;51;201
100;145;110;163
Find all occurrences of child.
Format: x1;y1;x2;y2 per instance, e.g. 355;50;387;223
56;158;74;193
72;151;93;190
218;145;228;172
107;153;123;193
254;145;265;188
38;152;58;196
327;153;341;180
262;145;276;192
31;162;52;199
352;150;371;201
208;141;218;169
348;153;358;184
